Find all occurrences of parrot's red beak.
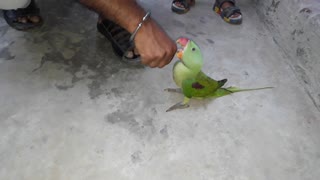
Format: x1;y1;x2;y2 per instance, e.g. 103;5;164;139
176;37;189;47
175;37;189;60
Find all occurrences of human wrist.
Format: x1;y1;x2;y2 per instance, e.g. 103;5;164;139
129;11;151;42
80;0;147;34
124;9;148;34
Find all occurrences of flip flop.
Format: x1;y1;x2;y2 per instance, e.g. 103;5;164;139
213;0;242;25
171;0;195;14
97;19;141;65
3;0;43;31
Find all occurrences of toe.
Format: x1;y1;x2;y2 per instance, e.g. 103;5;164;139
173;2;184;8
28;15;41;23
19;17;28;23
124;51;134;59
231;13;241;18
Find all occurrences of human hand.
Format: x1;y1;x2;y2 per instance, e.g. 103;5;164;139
134;19;177;68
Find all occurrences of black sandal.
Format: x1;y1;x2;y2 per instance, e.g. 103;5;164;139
97;19;141;65
213;0;242;25
171;0;195;14
3;0;43;30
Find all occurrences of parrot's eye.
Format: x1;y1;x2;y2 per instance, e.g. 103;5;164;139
192;48;196;51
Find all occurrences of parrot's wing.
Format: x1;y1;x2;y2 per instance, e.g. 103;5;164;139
182;80;214;98
191;82;205;89
181;72;228;98
181;78;205;98
196;71;227;89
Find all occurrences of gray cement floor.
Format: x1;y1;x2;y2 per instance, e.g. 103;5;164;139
1;0;320;179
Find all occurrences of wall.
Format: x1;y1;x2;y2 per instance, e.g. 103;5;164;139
253;0;320;111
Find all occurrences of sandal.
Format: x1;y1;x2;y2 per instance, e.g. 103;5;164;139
213;0;242;25
97;19;141;65
171;0;195;14
3;0;43;31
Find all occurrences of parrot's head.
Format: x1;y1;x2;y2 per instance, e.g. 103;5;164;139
176;37;203;72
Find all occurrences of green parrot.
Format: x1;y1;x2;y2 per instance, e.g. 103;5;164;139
165;37;273;112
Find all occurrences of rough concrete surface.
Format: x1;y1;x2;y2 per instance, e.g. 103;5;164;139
0;0;320;180
254;0;320;110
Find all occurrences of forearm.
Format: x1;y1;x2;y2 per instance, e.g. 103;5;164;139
80;0;146;33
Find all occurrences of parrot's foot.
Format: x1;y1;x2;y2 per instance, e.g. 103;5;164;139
164;88;182;94
166;97;190;112
166;102;190;112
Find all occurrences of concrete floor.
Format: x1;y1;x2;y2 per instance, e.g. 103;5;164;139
1;0;320;179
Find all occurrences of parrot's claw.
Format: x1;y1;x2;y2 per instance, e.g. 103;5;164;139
166;102;190;112
164;88;182;94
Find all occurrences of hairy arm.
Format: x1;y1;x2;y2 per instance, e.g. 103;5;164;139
79;0;145;33
79;0;177;68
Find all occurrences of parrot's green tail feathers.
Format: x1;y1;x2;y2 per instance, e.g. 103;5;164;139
225;86;274;93
210;86;274;98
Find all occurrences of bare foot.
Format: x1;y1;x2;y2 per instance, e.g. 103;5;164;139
16;15;41;24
